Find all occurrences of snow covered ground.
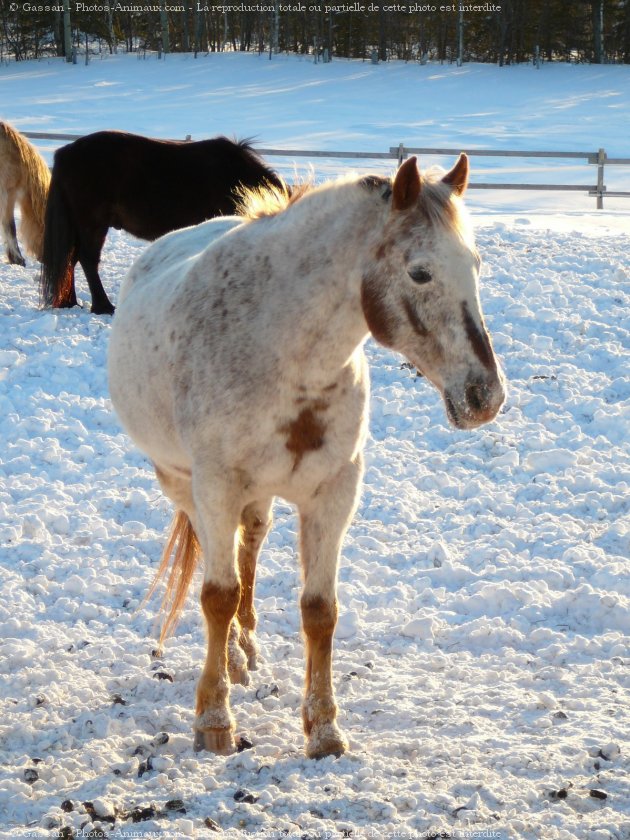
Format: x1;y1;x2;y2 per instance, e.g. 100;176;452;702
0;53;629;840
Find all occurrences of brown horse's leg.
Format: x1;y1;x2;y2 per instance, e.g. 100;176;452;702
1;188;25;266
196;578;240;754
234;499;273;676
298;456;363;759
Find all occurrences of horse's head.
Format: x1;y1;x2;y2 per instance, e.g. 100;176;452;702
361;155;505;430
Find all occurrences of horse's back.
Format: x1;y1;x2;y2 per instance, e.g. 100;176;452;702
118;215;244;305
53;131;276;240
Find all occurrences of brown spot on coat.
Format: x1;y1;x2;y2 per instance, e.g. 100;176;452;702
361;273;398;347
301;594;337;639
280;402;328;470
200;580;240;626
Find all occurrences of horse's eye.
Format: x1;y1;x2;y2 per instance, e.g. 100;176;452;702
408;267;432;284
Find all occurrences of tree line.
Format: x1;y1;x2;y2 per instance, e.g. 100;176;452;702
2;1;629;65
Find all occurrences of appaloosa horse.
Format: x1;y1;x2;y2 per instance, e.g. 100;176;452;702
40;131;283;314
108;155;505;758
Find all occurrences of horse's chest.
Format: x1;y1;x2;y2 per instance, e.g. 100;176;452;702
237;382;368;498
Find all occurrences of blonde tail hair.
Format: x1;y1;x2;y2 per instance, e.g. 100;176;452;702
147;511;201;645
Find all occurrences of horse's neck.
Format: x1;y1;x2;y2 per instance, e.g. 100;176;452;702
268;184;384;376
299;180;385;248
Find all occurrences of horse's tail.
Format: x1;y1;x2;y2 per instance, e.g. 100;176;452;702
40;160;76;307
147;511;201;645
15;131;51;262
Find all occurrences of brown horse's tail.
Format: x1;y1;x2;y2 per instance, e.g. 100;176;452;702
40;161;77;307
147;511;201;645
15;132;51;262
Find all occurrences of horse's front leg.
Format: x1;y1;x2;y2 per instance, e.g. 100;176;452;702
298;456;363;759
196;578;240;753
193;483;242;755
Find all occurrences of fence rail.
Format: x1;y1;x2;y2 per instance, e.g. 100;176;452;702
22;131;630;209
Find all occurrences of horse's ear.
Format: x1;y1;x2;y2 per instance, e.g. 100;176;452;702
442;153;469;196
392;156;421;211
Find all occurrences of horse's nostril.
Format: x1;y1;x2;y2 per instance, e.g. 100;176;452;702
466;383;485;412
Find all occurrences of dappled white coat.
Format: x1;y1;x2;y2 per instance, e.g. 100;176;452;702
112;201;371;509
108;158;505;759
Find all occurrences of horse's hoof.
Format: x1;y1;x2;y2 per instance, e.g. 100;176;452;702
305;722;348;760
91;304;115;315
193;727;236;755
8;255;25;267
228;665;250;686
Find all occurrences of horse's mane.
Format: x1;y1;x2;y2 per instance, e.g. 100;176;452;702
236;179;312;220
418;171;465;234
237;165;467;241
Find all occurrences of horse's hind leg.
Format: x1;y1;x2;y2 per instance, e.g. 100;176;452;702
298;456;363;759
234;499;273;675
1;187;25;266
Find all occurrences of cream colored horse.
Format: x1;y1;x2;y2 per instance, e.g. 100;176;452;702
108;155;506;759
0;122;50;265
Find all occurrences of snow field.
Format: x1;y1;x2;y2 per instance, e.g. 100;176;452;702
0;50;629;840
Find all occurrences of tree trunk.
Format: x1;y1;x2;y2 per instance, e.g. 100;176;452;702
63;0;72;62
592;0;603;62
160;0;170;53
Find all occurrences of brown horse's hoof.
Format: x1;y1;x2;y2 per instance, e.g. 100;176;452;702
193;727;236;755
305;722;348;760
91;302;115;315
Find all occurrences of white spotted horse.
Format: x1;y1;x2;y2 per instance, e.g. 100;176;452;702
108;155;506;758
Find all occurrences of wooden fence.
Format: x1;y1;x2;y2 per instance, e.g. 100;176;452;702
22;131;630;209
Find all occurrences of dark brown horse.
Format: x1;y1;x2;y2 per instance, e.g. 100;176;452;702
40;131;283;314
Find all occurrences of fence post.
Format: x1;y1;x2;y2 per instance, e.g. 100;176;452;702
596;148;606;209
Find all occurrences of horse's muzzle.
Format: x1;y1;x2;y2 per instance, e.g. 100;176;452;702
444;374;506;430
